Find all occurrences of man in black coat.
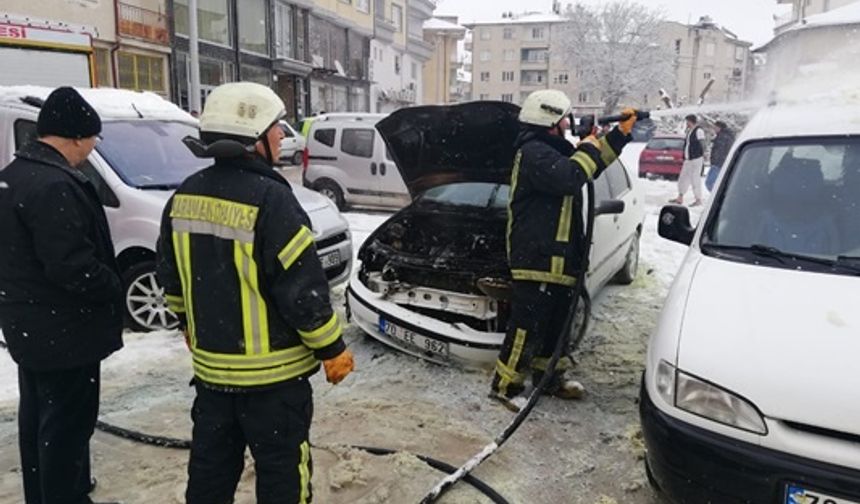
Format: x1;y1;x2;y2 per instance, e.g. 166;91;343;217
705;120;735;192
0;87;123;504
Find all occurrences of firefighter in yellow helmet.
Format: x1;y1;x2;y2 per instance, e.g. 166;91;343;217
491;89;637;408
156;82;354;503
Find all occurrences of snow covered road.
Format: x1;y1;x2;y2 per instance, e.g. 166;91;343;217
0;147;709;503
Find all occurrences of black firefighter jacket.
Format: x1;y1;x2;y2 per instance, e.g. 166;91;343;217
0;141;124;371
156;154;345;391
507;127;630;286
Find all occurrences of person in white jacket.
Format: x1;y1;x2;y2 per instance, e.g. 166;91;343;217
670;114;706;206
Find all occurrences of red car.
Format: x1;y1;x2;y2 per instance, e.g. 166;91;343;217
638;134;685;179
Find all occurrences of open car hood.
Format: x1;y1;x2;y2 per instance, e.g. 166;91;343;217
376;101;521;197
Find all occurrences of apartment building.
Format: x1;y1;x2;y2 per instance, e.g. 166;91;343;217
369;0;435;113
423;15;466;105
660;18;753;106
774;0;859;34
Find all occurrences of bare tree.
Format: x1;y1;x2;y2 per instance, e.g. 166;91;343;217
559;1;675;115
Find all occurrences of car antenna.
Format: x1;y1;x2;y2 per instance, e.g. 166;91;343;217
131;102;144;119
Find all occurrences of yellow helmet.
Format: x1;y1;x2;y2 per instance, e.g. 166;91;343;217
199;82;286;140
519;89;572;127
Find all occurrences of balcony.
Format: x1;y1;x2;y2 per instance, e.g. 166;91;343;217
374;15;397;44
118;2;169;45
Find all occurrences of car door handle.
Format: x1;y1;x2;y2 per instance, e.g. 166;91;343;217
380;162;387;176
613;215;620;224
371;162;377;175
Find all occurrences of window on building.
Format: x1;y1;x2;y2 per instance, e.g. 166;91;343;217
238;0;267;54
480;71;490;82
408;16;424;40
705;42;716;57
394;54;401;75
704;72;712;80
411;61;418;79
295;9;307;62
93;47;112;87
356;0;370;13
342;128;375;158
502;71;514;82
578;92;588;103
391;4;403;32
480;51;491;62
575;67;584;78
479;93;489;100
118;52;165;93
504;49;515;61
553;72;569;85
314;128;336;147
501;93;513;103
480;29;491;40
674;39;681;54
735;46;745;61
521;48;547;62
275;2;294;59
531;27;545;40
503;27;515;39
242;65;271;85
175;0;233;46
521;70;546;85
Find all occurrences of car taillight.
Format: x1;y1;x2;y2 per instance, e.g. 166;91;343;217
302;147;309;172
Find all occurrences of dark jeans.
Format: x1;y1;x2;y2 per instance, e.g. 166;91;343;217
18;363;100;504
492;281;575;398
186;380;314;504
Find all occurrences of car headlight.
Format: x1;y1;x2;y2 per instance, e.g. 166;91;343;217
655;360;676;405
675;370;768;435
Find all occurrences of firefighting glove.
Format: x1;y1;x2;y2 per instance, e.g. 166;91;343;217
578;135;601;149
619;108;638;135
324;350;355;385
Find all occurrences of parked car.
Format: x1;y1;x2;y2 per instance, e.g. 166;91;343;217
641;102;860;503
278;120;305;165
302;112;411;210
0;86;353;332
638;134;685;179
346;102;645;366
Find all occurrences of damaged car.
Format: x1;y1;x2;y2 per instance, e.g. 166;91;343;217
346;101;644;366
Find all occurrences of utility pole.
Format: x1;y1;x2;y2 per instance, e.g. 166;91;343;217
188;0;202;114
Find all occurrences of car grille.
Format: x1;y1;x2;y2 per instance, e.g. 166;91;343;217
324;262;348;280
317;232;348;250
783;421;860;445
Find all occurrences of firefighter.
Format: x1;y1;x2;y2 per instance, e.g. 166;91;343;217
491;90;636;407
156;82;354;504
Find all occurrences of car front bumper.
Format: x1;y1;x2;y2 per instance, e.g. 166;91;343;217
346;277;502;367
639;378;860;504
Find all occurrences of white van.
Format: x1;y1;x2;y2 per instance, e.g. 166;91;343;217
0;86;353;332
302;113;410;210
641;101;860;503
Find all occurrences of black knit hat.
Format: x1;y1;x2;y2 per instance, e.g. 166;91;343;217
36;87;101;139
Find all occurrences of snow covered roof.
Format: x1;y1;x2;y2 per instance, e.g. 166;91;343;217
790;2;860;31
424;17;465;32
0;86;195;123
464;12;566;27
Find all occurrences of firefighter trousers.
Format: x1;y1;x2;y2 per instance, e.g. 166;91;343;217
18;363;99;504
492;281;576;398
185;379;314;504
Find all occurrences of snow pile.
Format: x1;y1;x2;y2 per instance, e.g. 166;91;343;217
788;2;860;31
0;85;195;123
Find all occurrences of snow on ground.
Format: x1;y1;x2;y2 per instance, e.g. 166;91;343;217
0;149;710;503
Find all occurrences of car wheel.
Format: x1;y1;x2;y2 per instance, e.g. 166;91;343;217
316;180;346;210
122;261;180;332
645;458;662;492
613;232;640;285
291;151;303;166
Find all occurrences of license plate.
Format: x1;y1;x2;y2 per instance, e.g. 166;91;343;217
378;318;450;358
319;250;341;269
656;155;675;161
786;484;860;504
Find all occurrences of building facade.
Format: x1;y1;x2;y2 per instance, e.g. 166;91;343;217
422;15;465;105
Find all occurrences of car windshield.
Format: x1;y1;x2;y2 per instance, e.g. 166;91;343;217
418;182;508;209
646;138;684;150
703;137;860;273
96;121;207;189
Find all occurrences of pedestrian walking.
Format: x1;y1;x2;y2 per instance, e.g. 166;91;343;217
670;114;706;206
156;82;353;504
0;87;123;504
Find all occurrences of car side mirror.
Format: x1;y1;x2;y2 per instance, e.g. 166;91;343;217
659;205;695;246
595;199;625;216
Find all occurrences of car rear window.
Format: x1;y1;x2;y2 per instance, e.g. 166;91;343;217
646;138;684;150
314;128;336;147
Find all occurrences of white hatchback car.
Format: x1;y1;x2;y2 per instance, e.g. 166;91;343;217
0;86;353;332
641;102;860;503
347;101;645;366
